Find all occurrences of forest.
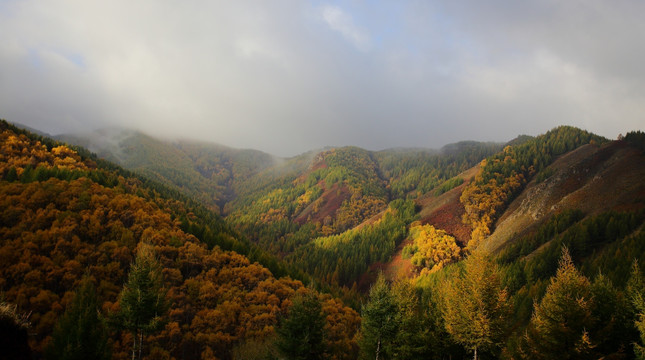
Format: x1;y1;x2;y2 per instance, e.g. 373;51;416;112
2;119;645;359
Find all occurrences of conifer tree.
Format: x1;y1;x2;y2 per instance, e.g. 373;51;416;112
522;247;595;359
46;276;110;360
115;243;167;360
276;291;326;360
441;250;510;360
360;274;399;360
628;261;645;360
390;280;430;359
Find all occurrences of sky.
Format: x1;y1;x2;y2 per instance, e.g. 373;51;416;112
1;0;644;156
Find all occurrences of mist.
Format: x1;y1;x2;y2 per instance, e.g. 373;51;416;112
1;1;644;156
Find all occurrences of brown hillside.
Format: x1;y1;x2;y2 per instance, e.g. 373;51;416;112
293;182;351;225
416;166;480;246
484;140;645;253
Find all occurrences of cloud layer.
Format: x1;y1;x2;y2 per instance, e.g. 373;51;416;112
1;0;644;156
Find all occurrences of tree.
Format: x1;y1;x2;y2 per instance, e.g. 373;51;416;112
629;261;645;360
276;290;327;360
359;274;399;360
46;276;111;360
114;243;167;360
389;280;431;359
441;250;510;360
0;301;31;360
521;248;595;359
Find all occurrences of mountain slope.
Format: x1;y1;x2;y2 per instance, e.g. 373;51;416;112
59;130;277;213
0;120;359;359
485;139;645;253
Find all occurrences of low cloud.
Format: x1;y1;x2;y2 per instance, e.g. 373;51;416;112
1;1;643;156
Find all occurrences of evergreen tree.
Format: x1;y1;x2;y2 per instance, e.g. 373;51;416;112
4;166;17;182
46;276;111;360
441;250;510;360
629;261;645;359
521;248;595;359
390;280;430;359
276;291;326;360
115;243;167;360
359;274;399;360
589;273;632;357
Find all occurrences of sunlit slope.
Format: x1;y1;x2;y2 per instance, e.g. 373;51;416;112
485;139;645;253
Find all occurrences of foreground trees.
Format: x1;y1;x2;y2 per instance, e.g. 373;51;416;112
441;250;511;360
521;248;633;359
113;244;167;360
277;290;327;360
46;276;110;360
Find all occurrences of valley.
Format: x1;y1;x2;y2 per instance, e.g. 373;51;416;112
2;119;645;359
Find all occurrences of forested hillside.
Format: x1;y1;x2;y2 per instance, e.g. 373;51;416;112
62;129;503;292
7;119;645;359
0;120;360;359
59;130;277;213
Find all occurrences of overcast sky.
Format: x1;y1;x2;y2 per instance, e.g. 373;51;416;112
1;1;644;156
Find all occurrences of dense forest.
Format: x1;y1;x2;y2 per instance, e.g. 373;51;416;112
3;119;645;359
0;121;359;359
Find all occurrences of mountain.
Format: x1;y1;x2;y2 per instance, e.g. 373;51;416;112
58;129;277;213
7;118;645;359
0;120;359;359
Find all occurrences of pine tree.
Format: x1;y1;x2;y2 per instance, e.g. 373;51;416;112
114;243;167;360
46;276;111;360
522;247;595;359
441;250;510;360
628;261;645;360
359;274;399;360
390;280;430;359
276;291;326;360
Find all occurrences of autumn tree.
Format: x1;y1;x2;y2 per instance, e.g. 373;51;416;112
46;276;111;360
441;250;510;360
521;248;595;359
0;301;31;360
276;290;327;360
114;243;167;360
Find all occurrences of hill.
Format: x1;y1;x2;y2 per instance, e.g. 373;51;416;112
60;128;503;289
6;119;645;359
0;120;359;359
58;130;277;213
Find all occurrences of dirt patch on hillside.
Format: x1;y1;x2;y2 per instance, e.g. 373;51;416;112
293;182;351;225
357;236;415;291
416;166;478;246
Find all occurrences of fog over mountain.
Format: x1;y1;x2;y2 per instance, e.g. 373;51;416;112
1;1;644;156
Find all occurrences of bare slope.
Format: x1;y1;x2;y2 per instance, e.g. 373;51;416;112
484;140;645;253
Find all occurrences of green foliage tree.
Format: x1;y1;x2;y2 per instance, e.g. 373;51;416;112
629;262;645;359
276;291;327;360
115;243;167;360
389;280;432;359
359;274;399;360
521;248;595;359
46;276;111;360
441;250;510;360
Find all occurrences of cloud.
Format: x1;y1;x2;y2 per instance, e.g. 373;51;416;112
320;5;371;51
0;0;644;156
